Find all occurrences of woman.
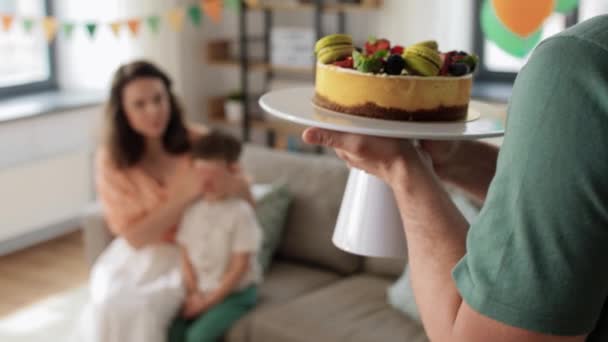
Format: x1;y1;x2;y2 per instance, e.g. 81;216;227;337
83;60;252;342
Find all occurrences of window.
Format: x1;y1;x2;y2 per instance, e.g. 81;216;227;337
0;0;56;98
473;0;578;83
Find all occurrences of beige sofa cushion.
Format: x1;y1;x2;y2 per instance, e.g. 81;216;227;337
248;275;427;342
363;257;407;279
226;261;342;342
241;145;360;275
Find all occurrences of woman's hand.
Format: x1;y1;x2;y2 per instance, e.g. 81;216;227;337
169;159;205;206
181;291;214;319
227;164;251;195
224;163;255;206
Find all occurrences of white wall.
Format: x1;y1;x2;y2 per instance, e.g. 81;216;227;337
0;105;100;244
580;0;608;20
361;0;474;51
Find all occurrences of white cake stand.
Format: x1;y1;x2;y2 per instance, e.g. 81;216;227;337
259;87;505;258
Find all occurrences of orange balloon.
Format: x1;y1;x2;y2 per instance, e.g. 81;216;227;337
492;0;554;37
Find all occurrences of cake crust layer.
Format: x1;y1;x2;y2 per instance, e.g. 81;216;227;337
314;93;469;121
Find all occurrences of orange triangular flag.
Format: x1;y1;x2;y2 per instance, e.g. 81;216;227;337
110;21;122;37
166;7;185;32
127;19;141;37
201;0;223;23
1;14;14;32
42;17;58;42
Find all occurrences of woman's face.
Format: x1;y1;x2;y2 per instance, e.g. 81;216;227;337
122;77;171;139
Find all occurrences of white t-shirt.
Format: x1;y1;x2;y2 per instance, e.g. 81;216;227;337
176;198;262;293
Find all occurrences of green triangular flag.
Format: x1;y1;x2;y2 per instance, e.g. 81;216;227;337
62;22;75;39
188;5;202;27
85;22;97;38
225;0;241;12
146;15;161;34
22;18;35;33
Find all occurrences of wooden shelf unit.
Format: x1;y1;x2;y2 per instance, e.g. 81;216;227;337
207;58;314;74
205;0;382;150
245;0;383;12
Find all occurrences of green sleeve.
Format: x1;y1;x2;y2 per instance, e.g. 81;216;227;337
453;27;608;335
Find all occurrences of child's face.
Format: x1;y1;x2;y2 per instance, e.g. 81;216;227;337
194;159;233;198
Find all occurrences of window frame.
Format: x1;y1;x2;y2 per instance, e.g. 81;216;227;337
473;0;579;83
0;0;58;100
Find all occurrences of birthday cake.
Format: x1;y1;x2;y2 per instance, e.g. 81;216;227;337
313;34;477;121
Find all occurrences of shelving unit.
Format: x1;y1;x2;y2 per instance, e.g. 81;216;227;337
207;59;313;74
205;0;382;150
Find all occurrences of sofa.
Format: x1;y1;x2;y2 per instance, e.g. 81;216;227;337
82;145;428;342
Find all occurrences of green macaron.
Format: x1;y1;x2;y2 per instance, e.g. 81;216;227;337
403;45;442;76
314;34;353;55
413;40;439;51
317;45;354;64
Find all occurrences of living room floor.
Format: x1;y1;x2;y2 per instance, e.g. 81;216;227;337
0;231;88;317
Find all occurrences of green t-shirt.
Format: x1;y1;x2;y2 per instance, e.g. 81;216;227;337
452;15;608;339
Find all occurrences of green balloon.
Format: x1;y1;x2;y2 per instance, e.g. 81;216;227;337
481;0;543;58
555;0;578;13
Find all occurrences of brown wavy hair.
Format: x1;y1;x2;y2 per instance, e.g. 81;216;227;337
103;60;190;169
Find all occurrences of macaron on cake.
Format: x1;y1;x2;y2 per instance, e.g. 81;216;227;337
314;35;478;121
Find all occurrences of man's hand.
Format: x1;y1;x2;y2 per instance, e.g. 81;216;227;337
302;127;429;187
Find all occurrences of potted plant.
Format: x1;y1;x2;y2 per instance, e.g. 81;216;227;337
224;91;244;123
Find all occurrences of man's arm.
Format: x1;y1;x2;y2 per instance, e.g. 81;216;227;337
301;127;588;341
390;161;587;342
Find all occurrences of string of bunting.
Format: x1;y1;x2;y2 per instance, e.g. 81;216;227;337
0;0;240;42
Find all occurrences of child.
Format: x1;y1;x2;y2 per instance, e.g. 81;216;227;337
168;130;262;342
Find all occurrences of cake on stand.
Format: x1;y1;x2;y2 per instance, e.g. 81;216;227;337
260;87;505;258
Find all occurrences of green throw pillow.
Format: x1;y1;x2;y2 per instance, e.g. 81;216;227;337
387;265;421;323
252;184;292;272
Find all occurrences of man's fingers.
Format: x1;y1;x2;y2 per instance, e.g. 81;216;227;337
302;128;348;150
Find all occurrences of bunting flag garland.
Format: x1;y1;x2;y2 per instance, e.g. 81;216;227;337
166;8;186;32
23;18;35;33
0;1;239;42
201;0;223;23
110;21;122;37
2;14;14;32
85;22;97;39
225;0;241;12
187;5;203;27
62;22;75;39
146;15;161;34
127;18;141;37
42;17;58;42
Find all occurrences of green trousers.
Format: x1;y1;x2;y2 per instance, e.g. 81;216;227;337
168;286;257;342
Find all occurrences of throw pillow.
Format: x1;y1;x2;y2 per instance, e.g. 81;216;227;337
252;183;292;272
387;265;421;322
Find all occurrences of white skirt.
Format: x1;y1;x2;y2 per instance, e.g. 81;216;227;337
79;238;185;342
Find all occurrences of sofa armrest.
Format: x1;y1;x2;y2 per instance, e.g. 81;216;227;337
81;202;113;267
